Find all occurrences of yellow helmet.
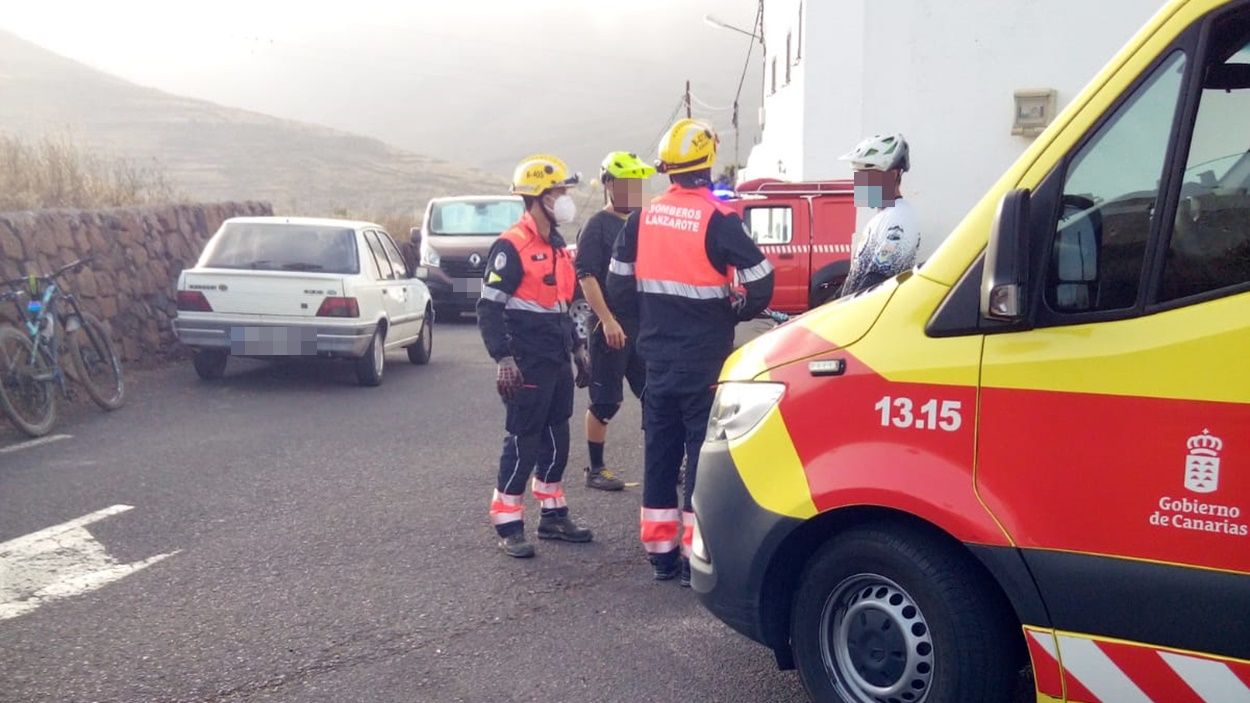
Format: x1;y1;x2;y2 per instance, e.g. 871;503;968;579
511;154;581;197
656;119;718;175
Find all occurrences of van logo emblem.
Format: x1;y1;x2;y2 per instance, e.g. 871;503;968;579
1185;429;1223;494
469;253;483;267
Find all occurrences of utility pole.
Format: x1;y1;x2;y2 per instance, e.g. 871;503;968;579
684;80;692;118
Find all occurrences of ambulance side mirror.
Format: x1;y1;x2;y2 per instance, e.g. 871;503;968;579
981;188;1031;321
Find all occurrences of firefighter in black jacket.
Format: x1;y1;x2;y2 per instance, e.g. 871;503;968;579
607;120;774;583
478;154;594;558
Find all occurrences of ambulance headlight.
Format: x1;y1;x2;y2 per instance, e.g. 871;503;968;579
707;382;785;442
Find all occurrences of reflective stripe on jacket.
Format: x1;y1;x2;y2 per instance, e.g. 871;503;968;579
477;212;577;363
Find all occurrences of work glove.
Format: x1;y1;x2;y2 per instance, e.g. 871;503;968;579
573;345;591;389
497;356;524;401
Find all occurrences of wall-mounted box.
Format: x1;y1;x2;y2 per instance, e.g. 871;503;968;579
1013;89;1057;137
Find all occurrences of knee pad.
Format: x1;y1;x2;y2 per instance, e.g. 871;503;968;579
589;403;621;424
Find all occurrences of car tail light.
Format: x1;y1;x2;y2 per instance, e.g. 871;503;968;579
316;296;359;318
176;290;213;312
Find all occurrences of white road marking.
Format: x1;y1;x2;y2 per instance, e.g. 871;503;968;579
0;434;72;455
0;504;178;621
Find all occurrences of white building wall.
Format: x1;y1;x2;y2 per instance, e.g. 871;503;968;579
801;0;865;182
743;0;1166;258
744;0;807;179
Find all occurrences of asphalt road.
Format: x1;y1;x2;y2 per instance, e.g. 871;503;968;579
0;317;805;703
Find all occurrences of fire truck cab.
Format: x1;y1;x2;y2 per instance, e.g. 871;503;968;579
692;1;1250;701
725;179;858;313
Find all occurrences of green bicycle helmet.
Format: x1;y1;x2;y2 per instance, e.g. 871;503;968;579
600;151;657;182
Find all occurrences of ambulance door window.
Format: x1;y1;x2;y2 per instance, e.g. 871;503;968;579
745;207;794;245
1043;51;1188;315
1158;14;1250;303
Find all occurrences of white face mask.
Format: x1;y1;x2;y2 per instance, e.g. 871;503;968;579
545;193;577;225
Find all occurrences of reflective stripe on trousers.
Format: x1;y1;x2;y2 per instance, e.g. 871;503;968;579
531;478;567;511
680;510;695;558
640;507;681;554
490;489;524;526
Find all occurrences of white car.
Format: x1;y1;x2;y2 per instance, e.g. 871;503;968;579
173;217;433;386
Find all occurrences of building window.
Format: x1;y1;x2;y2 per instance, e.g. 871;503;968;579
785;33;792;84
770;57;777;94
797;3;803;61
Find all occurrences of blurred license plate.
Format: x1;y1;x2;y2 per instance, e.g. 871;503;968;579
230;326;316;356
452;278;482;294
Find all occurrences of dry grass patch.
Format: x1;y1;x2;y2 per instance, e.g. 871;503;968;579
0;132;178;211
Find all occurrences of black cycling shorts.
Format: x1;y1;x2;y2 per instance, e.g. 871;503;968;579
588;325;646;407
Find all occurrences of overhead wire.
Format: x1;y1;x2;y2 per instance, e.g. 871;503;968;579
734;2;765;108
647;96;689;156
690;93;736;113
574;94;686;230
727;0;765;170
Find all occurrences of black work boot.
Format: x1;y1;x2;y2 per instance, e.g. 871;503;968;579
680;557;692;587
651;551;680;581
498;533;535;559
585;466;626;492
537;514;594;543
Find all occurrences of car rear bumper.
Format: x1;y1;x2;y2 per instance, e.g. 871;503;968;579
173;314;376;357
691;439;803;651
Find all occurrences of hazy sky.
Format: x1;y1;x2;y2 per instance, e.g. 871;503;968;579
1;0;764;176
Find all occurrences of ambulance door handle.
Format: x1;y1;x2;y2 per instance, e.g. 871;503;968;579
779;252;795;260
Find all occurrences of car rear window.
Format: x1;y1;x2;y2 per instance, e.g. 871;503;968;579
203;223;360;274
429;199;523;235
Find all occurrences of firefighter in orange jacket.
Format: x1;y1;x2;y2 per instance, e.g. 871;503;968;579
478;154;594;558
607;120;774;583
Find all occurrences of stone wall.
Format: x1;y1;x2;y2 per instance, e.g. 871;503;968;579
0;202;272;364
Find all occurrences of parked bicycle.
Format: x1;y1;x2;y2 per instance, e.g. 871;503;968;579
0;256;125;437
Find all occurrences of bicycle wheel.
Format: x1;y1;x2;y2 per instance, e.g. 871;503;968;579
0;326;57;437
66;312;125;410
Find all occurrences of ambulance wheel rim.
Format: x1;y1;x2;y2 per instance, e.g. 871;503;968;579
820;573;935;703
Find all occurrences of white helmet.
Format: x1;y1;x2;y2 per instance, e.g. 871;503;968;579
840;133;910;173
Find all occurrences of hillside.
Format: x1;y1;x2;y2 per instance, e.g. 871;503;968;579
0;30;507;217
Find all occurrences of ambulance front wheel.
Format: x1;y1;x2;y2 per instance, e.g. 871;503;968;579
790;523;1019;703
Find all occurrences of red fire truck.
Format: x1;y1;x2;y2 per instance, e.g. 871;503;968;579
724;178;858;313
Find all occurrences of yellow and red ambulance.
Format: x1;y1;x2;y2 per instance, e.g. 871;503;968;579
690;2;1250;701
